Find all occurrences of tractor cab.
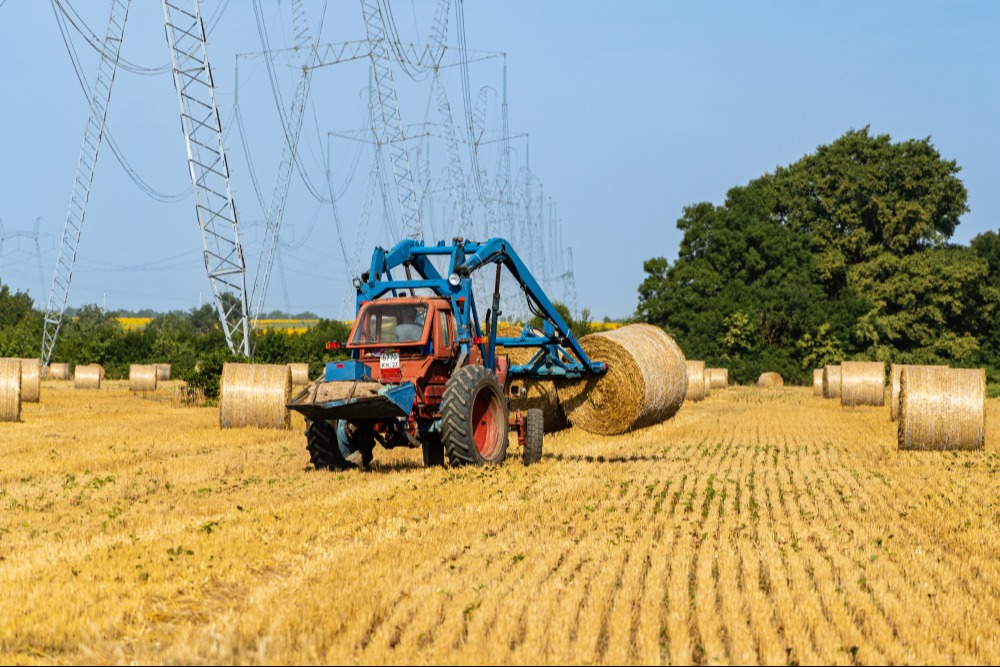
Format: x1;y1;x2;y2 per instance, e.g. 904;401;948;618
347;297;458;385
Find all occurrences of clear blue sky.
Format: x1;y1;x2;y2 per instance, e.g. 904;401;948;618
1;1;998;321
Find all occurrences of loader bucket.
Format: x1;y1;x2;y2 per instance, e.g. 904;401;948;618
287;379;416;423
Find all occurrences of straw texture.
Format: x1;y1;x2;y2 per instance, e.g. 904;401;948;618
496;323;567;432
288;363;311;386
703;375;712;398
17;358;40;403
898;366;985;451
220;363;292;429
757;372;784;387
685;361;707;402
890;364;946;421
0;358;22;422
556;324;687;435
74;364;103;389
813;369;824;396
822;365;842;399
155;364;172;381
47;363;71;381
707;368;728;388
840;361;886;407
129;364;158;392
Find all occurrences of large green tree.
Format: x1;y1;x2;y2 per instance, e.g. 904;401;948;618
638;128;991;382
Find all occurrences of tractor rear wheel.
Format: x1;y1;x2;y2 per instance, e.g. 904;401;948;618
523;408;544;465
441;365;509;466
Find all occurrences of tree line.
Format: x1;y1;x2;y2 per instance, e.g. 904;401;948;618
0;296;350;398
636;127;1000;386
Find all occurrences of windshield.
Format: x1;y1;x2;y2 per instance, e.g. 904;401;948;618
352;303;429;345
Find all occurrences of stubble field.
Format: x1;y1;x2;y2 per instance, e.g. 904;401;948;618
0;381;997;665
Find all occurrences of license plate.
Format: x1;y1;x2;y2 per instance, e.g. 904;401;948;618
379;351;400;370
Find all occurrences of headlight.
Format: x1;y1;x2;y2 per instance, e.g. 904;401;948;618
448;273;461;286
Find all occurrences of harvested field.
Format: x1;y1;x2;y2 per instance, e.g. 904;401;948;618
0;381;998;664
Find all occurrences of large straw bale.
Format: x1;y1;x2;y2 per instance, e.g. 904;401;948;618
288;363;311;386
556;324;687;435
47;362;71;381
813;369;824;396
685;360;707;402
155;364;172;381
889;363;947;421
822;364;842;399
707;368;728;388
496;323;567;431
898;366;985;451
74;364;103;389
840;361;886;407
17;358;40;403
129;364;158;392
0;358;22;422
757;372;784;387
220;363;292;429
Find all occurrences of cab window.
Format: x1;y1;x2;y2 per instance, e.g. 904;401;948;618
352;303;428;344
439;311;451;348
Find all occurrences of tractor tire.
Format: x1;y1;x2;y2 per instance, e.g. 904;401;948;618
441;365;509;466
305;419;355;470
523;408;544;465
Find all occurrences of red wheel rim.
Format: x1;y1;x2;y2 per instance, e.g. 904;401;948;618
472;387;501;459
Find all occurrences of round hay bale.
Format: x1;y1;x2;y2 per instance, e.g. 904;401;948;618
822;364;842;399
129;364;158;392
497;323;567;432
155;364;172;381
898;366;985;451
220;363;292;429
707;368;728;388
0;358;22;422
556;324;687;435
17;358;40;403
757;372;784;387
685;360;706;402
74;364;103;390
840;361;886;407
889;363;947;421
47;362;71;381
812;369;824;396
288;363;311;386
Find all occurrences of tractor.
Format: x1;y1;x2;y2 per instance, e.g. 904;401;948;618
287;237;606;468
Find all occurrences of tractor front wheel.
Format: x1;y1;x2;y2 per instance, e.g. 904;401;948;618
441;365;509;466
305;419;374;470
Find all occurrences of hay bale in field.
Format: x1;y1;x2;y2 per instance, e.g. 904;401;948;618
129;364;158;392
47;362;71;380
155;364;172;381
497;323;568;432
898;366;985;451
685;360;707;402
757;372;784;387
822;364;842;399
288;363;311;386
556;323;687;435
889;363;947;421
17;358;40;403
0;358;22;422
813;369;824;396
219;363;292;429
707;368;728;388
74;364;103;389
840;361;886;407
